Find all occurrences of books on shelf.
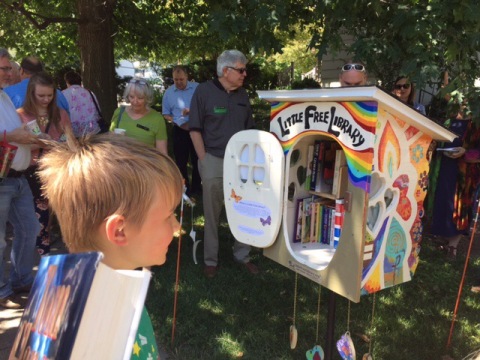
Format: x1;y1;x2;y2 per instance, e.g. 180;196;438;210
313;141;342;194
9;252;151;360
322;142;338;187
293;195;342;246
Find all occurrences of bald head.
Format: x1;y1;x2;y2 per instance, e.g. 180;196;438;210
339;63;367;87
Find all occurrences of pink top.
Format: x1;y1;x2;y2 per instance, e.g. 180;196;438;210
17;108;72;165
62;85;101;137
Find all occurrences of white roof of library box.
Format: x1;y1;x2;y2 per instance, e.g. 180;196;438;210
257;86;456;142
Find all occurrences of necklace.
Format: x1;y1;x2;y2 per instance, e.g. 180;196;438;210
38;114;49;127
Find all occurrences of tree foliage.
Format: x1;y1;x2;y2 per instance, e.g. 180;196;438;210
0;0;479;118
308;0;480;116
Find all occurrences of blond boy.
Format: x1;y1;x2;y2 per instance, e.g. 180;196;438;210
38;133;183;359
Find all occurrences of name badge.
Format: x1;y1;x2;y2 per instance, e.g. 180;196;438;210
214;106;227;114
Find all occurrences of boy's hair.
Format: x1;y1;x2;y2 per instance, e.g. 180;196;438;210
38;133;183;252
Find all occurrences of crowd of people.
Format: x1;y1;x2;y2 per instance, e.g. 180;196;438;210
1;46;479;356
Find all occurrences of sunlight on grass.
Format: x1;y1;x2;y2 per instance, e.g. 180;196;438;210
216;332;244;358
396;316;414;330
198;299;224;315
464;297;480;310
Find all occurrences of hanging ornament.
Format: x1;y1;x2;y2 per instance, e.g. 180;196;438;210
337;300;356;360
306;285;324;359
337;332;356;360
306;345;324;360
290;273;299;349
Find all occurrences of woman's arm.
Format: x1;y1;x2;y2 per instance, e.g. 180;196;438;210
155;139;168;156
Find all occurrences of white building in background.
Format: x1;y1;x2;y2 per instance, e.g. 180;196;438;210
115;60;161;80
116;60;136;78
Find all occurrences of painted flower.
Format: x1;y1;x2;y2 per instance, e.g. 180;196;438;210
411;145;424;163
417;170;429;191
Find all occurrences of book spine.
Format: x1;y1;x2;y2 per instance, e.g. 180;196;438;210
305;145;314;191
301;198;312;243
310;201;317;242
294;199;303;243
321;205;330;245
332;150;345;196
333;199;345;249
329;206;335;248
317;204;323;243
310;141;321;191
315;142;326;192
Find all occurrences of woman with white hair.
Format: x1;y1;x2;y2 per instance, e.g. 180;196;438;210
110;77;168;154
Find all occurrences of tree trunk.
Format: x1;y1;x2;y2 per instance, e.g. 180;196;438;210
77;0;117;124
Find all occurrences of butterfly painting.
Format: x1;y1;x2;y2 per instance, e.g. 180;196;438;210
260;216;271;226
230;189;242;203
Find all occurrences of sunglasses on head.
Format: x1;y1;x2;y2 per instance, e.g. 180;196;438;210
341;64;365;72
227;66;247;75
129;79;148;86
394;83;411;90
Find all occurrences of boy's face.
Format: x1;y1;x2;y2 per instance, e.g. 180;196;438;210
126;188;180;267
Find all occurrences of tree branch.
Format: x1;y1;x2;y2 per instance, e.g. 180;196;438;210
0;0;81;29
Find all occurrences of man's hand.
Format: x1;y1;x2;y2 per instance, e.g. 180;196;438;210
5;127;39;145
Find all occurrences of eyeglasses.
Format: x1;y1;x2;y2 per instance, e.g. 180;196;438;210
0;66;12;72
341;64;365;72
394;83;411;90
129;79;148;86
227;66;247;75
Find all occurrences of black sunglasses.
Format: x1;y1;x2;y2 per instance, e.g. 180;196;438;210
394;83;411;90
341;64;365;72
227;66;247;75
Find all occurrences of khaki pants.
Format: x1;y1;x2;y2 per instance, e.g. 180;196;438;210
198;153;250;266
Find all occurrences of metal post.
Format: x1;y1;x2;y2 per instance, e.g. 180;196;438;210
324;290;337;360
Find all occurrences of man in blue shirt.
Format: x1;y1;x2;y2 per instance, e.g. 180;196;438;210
4;56;70;114
162;65;201;195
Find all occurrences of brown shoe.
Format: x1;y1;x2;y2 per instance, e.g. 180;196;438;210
242;262;260;275
204;265;218;278
0;294;26;309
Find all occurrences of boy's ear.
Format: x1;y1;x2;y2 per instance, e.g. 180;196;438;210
105;215;128;246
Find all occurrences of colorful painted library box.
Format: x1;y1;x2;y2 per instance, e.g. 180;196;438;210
224;86;456;302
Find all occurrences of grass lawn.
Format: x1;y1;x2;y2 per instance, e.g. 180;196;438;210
146;195;480;360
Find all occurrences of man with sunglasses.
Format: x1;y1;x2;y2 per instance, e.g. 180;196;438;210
189;50;258;278
339;62;368;87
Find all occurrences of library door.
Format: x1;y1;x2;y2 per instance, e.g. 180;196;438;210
224;130;285;248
